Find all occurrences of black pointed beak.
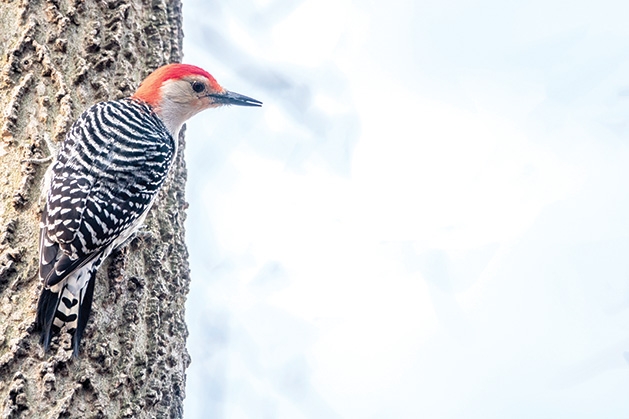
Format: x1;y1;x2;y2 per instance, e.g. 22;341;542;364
210;90;263;107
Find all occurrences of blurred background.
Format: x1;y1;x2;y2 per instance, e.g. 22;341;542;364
181;1;629;417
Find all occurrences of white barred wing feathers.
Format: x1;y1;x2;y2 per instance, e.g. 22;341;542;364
36;98;175;354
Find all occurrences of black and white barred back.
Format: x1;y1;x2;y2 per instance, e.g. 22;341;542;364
36;97;176;354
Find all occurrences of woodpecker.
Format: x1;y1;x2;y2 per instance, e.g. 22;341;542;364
36;63;262;355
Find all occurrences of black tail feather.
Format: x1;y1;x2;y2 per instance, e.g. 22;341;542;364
36;287;62;351
74;274;96;356
35;271;97;356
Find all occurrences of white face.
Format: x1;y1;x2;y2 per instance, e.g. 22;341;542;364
157;76;224;136
161;76;224;109
154;74;261;138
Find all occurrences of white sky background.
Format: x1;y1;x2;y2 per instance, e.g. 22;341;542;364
181;1;629;417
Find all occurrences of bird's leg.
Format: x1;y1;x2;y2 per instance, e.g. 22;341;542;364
132;224;154;240
113;224;154;252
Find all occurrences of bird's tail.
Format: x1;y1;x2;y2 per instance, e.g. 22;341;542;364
36;272;96;356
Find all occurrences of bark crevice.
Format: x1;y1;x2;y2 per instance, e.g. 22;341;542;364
0;1;189;418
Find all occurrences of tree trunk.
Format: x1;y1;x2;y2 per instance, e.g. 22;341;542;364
0;1;190;418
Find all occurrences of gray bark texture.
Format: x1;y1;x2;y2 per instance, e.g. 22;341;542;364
0;0;191;418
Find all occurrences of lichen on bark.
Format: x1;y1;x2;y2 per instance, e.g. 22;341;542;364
0;1;191;418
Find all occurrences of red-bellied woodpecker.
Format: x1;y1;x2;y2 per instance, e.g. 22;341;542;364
36;63;262;355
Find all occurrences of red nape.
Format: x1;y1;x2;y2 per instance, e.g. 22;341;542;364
132;63;221;106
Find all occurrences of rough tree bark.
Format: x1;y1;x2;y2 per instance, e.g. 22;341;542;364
0;1;191;418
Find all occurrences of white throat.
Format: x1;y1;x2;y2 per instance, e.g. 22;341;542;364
157;96;198;139
156;79;207;138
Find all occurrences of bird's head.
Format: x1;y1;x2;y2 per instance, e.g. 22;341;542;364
133;63;262;136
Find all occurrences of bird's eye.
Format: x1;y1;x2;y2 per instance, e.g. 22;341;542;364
191;81;205;93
